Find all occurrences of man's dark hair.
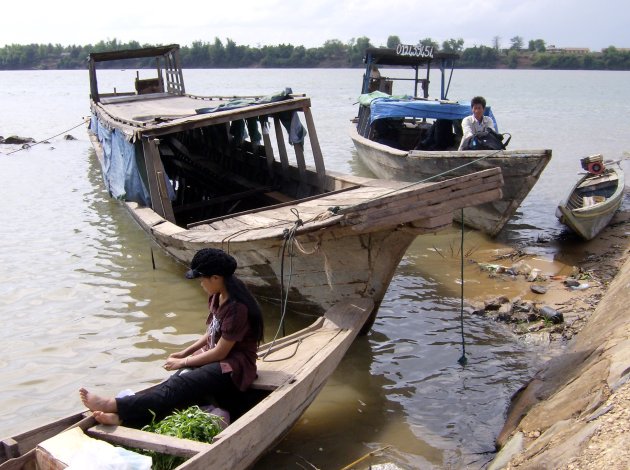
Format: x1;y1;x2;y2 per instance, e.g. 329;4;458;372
471;96;487;108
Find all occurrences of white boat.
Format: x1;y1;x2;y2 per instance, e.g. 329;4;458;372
350;46;551;236
556;156;625;240
86;44;504;332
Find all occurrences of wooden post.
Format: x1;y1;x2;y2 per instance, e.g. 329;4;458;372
88;58;99;103
273;117;290;179
260;118;275;178
293;143;308;188
302;106;326;190
142;138;176;223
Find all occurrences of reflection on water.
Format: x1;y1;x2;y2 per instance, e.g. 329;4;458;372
1;68;629;469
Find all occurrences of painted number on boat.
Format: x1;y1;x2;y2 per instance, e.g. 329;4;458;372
396;44;434;59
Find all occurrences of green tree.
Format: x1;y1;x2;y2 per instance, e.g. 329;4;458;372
442;38;464;53
507;50;519;68
418;37;439;51
528;39;546;52
386;35;401;48
492;36;501;51
510;36;524;50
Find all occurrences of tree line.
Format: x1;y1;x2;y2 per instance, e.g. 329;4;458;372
1;36;629;70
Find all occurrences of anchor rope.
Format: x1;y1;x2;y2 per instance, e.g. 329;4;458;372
3;118;90;155
458;208;468;366
261;208;303;362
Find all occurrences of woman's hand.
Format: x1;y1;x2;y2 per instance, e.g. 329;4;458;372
162;357;186;371
169;351;186;359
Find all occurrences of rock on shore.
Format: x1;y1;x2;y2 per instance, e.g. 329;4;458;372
489;216;630;469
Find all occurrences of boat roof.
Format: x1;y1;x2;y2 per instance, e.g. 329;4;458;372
88;44;180;62
93;93;312;140
364;47;459;67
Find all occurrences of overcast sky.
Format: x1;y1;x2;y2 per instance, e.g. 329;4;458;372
1;0;627;51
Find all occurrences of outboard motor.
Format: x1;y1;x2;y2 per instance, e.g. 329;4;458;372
580;154;605;175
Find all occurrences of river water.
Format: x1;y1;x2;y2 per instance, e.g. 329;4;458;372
1;67;629;469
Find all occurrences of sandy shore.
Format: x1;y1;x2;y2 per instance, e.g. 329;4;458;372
487;208;630;469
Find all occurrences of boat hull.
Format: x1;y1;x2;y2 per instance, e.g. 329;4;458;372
350;125;551;236
556;166;625;240
0;299;374;470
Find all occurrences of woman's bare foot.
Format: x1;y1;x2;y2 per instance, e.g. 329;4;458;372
92;411;122;426
79;388;117;413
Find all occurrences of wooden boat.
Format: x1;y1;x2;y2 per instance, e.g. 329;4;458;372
85;44;504;331
0;299;374;469
350;46;552;236
555;156;625;240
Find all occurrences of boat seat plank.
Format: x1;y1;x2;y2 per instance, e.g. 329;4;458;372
86;425;211;458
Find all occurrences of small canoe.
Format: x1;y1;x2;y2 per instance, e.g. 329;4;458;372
0;299;373;470
556;164;625;240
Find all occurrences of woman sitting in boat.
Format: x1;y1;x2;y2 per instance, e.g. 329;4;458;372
458;96;496;150
79;248;264;428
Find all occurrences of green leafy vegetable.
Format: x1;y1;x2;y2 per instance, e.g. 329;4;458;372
139;406;225;470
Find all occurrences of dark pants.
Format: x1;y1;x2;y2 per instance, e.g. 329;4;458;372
116;363;239;428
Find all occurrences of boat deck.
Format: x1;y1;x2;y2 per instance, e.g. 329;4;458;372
94;93;313;139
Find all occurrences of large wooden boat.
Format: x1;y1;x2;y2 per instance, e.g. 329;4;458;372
350;46;551;236
556;156;625;240
86;45;503;331
0;299;373;470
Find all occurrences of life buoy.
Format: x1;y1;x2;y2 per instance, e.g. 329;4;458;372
587;161;605;175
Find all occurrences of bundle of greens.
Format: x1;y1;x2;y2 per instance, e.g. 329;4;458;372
140;405;225;470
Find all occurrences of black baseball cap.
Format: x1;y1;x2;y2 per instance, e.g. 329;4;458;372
185;248;237;279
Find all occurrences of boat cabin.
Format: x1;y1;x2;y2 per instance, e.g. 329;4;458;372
356;46;495;152
88;45;343;229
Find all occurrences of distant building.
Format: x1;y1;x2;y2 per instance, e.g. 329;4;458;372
547;46;590;54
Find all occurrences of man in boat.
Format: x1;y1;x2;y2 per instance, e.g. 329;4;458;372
79;248;264;428
458;96;496;150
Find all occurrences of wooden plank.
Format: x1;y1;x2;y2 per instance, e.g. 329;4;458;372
348;188;502;232
142;138;176;223
86;425;211;458
260;118;275;177
187;185;358;228
0;439;19;459
0;449;35;470
338;168;502;214
294;143;308;184
302;106;326;190
273;117;290;179
142;97;313;139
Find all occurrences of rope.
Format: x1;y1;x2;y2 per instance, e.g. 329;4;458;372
261;208;303;362
3;118;90;156
457;208;468;366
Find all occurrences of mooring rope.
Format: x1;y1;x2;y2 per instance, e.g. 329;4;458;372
261;208;303;362
458;208;468;366
3;118;90;156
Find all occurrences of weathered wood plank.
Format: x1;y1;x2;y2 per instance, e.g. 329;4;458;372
273;117;290;179
302;106;326;190
260;118;275;177
86;426;211;458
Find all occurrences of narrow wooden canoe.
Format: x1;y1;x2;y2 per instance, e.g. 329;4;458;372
556;165;625;240
351;125;551;236
0;299;373;470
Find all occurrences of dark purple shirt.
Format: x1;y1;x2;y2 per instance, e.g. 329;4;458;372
205;294;258;391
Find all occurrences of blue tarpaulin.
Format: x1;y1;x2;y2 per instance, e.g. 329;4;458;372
362;95;497;130
90;115;152;206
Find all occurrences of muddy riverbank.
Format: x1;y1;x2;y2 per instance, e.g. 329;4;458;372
488;208;630;469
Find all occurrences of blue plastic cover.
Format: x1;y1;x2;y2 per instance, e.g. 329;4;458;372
366;97;497;129
91;114;152;206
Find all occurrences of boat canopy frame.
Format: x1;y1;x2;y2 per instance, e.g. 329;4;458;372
361;46;459;100
88;44;185;103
